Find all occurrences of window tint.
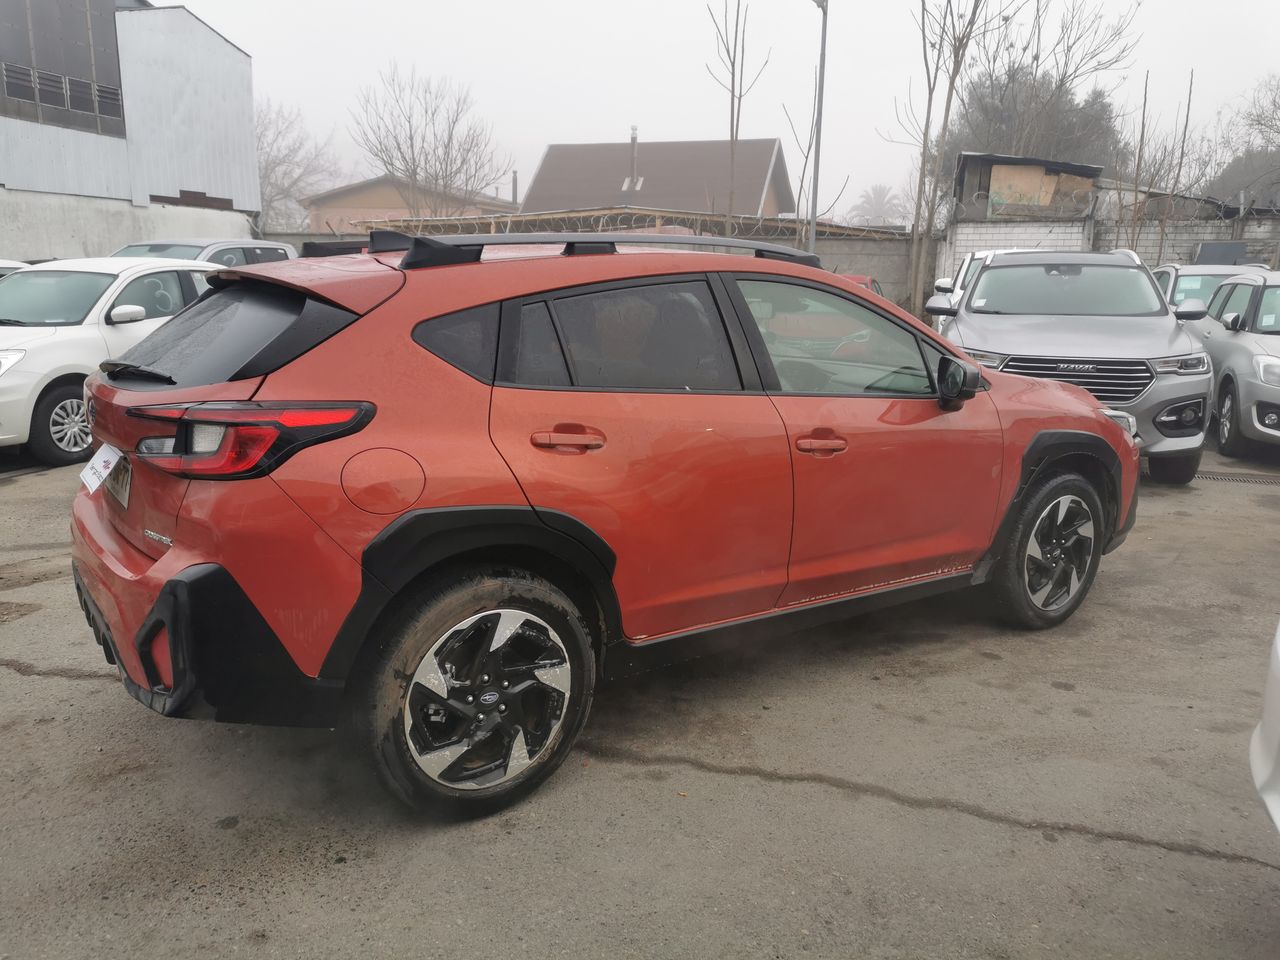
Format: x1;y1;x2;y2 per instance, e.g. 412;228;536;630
1221;283;1254;324
509;302;571;387
967;264;1165;317
412;304;499;383
1206;283;1232;320
551;281;740;391
251;247;289;264
738;280;932;396
209;247;249;268
119;281;357;388
112;271;184;320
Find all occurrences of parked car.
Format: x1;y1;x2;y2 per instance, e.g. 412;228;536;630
840;274;885;298
1185;270;1280;455
1150;262;1268;308
934;248;1037;304
0;259;27;279
0;258;213;465
111;239;296;267
928;249;1211;485
71;231;1138;813
1251;621;1280;833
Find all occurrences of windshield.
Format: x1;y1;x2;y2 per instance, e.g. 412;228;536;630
113;243;204;259
967;264;1166;317
0;271;114;325
1171;273;1229;306
1257;287;1280;334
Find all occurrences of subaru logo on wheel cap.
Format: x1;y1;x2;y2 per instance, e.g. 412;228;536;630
1057;362;1098;373
479;690;500;705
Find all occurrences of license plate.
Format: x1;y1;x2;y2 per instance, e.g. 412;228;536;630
104;456;132;509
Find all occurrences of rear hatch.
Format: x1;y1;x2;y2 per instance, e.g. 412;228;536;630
86;276;380;560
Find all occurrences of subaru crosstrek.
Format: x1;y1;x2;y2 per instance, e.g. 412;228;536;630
928;249;1211;485
71;231;1139;812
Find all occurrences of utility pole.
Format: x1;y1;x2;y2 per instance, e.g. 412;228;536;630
808;0;829;254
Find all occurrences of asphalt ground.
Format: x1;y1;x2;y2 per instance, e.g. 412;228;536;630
2;445;1279;959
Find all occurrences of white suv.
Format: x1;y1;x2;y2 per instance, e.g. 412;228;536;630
0;258;213;465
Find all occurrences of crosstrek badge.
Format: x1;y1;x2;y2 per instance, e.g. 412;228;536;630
79;444;121;495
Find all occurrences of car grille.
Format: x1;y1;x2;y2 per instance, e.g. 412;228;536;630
1001;356;1155;405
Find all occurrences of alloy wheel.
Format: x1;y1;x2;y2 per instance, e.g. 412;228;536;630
1023;495;1095;611
1219;393;1233;446
403;608;571;790
49;398;92;453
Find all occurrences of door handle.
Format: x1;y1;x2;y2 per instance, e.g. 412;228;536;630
531;430;605;450
795;436;847;455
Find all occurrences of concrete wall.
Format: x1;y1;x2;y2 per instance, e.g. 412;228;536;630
0;186;251;259
934;219;1092;287
1093;218;1280;267
816;236;926;305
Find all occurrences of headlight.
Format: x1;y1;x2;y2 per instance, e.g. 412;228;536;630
1152;352;1209;375
1101;408;1138;436
964;349;1006;369
0;349;24;379
1255;355;1280;387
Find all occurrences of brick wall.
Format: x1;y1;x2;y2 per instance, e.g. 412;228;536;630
934;220;1091;286
1093;219;1280;266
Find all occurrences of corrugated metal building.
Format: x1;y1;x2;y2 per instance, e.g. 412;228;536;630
0;0;258;258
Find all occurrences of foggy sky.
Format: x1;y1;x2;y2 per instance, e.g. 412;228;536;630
157;0;1279;214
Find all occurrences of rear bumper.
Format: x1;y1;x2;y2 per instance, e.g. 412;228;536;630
1250;621;1280;833
71;489;345;727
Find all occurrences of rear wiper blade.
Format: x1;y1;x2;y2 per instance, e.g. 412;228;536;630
0;318;29;325
100;360;176;384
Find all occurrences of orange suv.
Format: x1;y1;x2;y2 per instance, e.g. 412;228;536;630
70;232;1139;811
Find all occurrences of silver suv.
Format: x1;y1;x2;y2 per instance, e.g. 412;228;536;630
1186;271;1280;456
927;250;1211;484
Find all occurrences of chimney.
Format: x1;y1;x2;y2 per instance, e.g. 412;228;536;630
629;125;639;189
512;170;518;204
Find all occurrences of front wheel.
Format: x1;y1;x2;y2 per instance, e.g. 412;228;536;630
27;382;92;466
1216;383;1249;458
354;568;595;814
989;472;1105;629
1147;450;1201;485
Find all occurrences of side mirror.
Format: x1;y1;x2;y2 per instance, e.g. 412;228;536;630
934;277;954;294
1223;312;1245;332
925;294;958;317
938;355;981;411
107;304;146;325
1173;298;1207;322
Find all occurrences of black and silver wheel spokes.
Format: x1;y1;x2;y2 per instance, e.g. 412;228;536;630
403;609;570;790
1023;494;1095;611
1220;394;1233;446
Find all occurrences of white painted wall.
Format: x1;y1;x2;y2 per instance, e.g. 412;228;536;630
0;116;132;201
935;220;1091;285
115;7;259;211
0;186;251;260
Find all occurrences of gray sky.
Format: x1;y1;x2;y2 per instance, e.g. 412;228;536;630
160;0;1279;214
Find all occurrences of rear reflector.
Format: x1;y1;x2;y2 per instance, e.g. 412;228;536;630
129;401;374;479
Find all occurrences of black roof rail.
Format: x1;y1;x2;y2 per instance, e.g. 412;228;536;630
392;232;822;270
300;239;367;258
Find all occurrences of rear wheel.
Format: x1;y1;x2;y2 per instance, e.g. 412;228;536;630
28;382;92;466
989;472;1105;629
1147;450;1201;485
354;568;595;814
1216;382;1248;458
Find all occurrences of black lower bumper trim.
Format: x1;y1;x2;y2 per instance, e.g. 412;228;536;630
1104;482;1138;554
74;563;343;727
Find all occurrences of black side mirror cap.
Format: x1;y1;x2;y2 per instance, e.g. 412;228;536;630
938;355;981;410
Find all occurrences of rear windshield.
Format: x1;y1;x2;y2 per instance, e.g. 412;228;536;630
116;281;357;388
113;243;204;259
1171;273;1228;306
967;264;1166;317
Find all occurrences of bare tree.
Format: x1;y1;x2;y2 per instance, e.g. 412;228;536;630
350;65;508;225
901;0;946;315
254;99;339;234
1243;75;1280;148
706;0;770;233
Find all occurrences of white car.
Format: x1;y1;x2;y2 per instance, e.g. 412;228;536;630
1252;621;1280;832
0;258;213;466
111;239;295;268
0;259;27;279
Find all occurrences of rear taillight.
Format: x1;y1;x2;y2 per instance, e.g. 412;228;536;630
128;402;374;479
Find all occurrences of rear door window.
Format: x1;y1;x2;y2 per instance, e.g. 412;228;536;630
208;247;249;268
505;302;571;387
412;304;499;382
116;280;357;388
250;246;290;264
547;281;741;391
